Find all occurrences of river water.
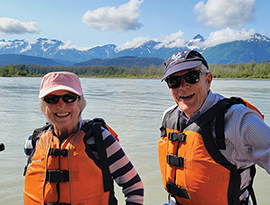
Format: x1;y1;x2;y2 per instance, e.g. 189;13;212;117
0;77;269;205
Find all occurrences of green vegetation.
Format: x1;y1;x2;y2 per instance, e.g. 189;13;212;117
0;60;270;79
210;60;270;78
0;64;164;78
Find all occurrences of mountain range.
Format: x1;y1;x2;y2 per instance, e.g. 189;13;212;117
0;33;269;67
73;56;164;68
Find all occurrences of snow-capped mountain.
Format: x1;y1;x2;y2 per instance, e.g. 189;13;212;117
0;33;269;65
202;33;270;64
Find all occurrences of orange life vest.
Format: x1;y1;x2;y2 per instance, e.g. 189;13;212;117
24;127;110;205
158;98;263;205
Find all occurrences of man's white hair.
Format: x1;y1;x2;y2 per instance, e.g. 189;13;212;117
201;64;209;72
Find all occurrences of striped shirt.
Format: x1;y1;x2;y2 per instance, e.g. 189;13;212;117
24;121;144;205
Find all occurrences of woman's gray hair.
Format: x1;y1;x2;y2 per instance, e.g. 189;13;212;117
39;95;87;121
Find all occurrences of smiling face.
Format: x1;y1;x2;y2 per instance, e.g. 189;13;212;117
169;66;213;118
44;90;81;135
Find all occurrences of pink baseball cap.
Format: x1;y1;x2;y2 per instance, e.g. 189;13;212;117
39;71;83;98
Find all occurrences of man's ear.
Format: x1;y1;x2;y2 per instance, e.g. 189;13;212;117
206;72;213;88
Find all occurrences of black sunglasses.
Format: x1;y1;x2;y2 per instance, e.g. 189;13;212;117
43;94;80;104
165;70;208;89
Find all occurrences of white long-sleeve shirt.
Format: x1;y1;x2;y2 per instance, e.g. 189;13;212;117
164;90;270;204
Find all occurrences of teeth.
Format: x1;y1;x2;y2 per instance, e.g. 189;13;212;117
180;93;195;99
56;113;69;117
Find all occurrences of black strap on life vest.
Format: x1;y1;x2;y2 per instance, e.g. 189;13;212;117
23;123;53;176
163;97;258;204
24;118;118;205
46;170;69;183
214;97;246;150
82;118;118;205
239;165;257;205
31;123;52;148
166;182;189;199
195;97;257;205
92;122;114;192
167;154;184;168
160;105;179;137
48;148;68;157
168;132;186;142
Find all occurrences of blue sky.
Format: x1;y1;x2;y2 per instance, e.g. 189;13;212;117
0;0;269;51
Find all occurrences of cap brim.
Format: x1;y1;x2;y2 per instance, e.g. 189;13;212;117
39;85;82;98
161;61;202;81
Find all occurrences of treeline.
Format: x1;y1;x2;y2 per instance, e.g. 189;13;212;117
0;64;164;78
0;60;270;78
0;65;163;78
210;60;270;78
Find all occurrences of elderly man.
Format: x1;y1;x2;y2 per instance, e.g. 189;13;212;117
158;50;270;205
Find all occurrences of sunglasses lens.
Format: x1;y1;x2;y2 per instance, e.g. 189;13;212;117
62;94;78;103
43;94;79;104
166;70;201;89
44;95;60;104
166;77;182;89
184;71;200;84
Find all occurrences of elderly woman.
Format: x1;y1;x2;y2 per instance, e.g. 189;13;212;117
23;71;144;205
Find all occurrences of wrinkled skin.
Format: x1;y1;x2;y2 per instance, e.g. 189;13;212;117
44;90;81;140
169;67;213;118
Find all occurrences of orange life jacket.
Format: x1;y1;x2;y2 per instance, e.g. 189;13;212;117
158;98;263;205
24;119;118;205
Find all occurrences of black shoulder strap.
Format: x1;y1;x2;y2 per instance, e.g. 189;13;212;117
196;97;258;204
247;165;257;205
160;105;178;137
23;123;52;176
214;97;245;149
31;123;52;149
196;97;245;150
92;122;113;192
83;119;118;205
238;165;257;205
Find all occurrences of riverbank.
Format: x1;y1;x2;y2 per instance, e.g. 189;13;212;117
1;61;270;78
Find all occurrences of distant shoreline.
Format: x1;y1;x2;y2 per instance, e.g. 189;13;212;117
1;75;270;80
1;61;270;79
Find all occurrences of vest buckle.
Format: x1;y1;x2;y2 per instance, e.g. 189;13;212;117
168;132;186;142
167;154;184;168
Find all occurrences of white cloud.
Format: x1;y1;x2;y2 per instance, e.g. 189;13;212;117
201;28;256;48
0;17;40;34
58;40;94;51
194;0;255;29
116;36;150;51
116;30;186;51
82;0;143;31
155;30;186;49
59;28;256;51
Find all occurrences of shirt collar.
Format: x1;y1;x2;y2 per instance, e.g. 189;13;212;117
79;120;84;129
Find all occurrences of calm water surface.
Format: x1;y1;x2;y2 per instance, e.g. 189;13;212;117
0;77;269;205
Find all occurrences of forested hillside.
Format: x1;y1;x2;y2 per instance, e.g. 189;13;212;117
0;61;270;79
